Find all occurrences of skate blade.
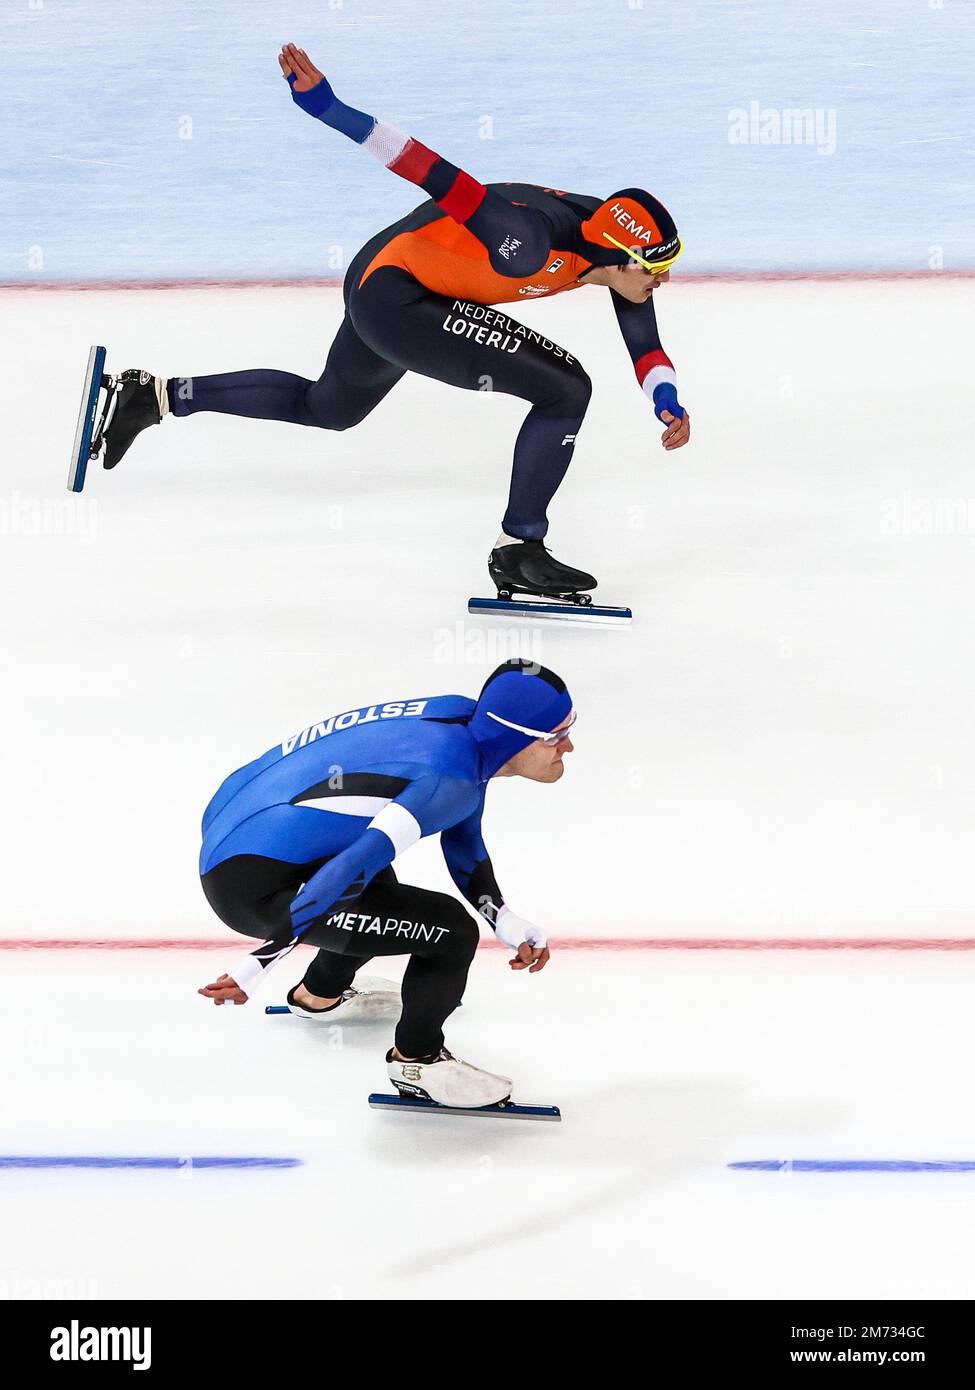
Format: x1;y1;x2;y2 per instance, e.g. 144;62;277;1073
281;1003;399;1023
268;1002;456;1021
469;596;631;626
368;1092;561;1121
67;345;107;493
265;996;401;1022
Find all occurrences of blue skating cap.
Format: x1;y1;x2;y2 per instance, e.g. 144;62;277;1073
469;660;572;778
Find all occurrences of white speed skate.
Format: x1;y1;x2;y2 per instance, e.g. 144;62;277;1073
286;976;400;1022
386;1046;513;1108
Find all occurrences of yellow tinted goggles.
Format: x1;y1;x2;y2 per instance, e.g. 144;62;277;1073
602;231;683;274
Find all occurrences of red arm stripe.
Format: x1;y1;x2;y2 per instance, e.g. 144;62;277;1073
634;348;674;386
388;138;440;185
438;171;487;224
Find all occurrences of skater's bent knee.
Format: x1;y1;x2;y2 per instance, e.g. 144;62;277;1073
301;401;361;432
434;898;480;959
535;361;592;419
564;364;593;416
300;381;373;432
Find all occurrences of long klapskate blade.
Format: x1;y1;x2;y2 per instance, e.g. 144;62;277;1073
67;345;107;493
368;1092;561;1121
268;999;456;1017
468;596;631;626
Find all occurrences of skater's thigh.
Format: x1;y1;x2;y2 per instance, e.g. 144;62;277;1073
317;314;402;390
349;268;587;407
305;875;478;961
302;314;404;429
202;855;396;950
201;854;308;941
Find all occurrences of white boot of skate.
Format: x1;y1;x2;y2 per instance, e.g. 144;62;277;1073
287;976;400;1022
386;1047;513;1108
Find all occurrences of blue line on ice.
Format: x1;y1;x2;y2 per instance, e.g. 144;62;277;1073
730;1160;975;1173
0;1156;301;1169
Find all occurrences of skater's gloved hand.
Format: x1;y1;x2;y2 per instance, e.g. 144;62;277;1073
652;382;684;423
279;43;334;112
494;907;551;973
197;973;248;1006
654;382;691;451
659;408;690;451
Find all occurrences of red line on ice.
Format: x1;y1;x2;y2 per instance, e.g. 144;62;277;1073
2;270;974;293
2;936;975;951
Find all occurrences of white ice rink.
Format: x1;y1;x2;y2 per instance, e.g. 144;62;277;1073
2;277;975;1298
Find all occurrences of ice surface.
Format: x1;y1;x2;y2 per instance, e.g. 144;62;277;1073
2;276;975;1298
2;0;974;281
2;947;975;1299
2;279;974;940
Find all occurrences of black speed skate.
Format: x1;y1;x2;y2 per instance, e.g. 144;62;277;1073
96;368;167;470
488;539;597;606
68;346;168;492
468;537;632;625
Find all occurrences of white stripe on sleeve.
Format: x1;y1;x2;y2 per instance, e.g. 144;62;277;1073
641;364;678;401
362;119;411;168
368;802;422;857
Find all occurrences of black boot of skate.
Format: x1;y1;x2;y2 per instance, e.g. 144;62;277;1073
488;537;597;606
95;369;169;470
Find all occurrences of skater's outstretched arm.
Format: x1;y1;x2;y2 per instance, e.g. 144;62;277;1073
610;289;691;451
202;775;481;1003
441;800;550;972
279;43;552;277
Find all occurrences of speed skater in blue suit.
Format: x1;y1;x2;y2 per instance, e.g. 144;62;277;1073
198;660;576;1109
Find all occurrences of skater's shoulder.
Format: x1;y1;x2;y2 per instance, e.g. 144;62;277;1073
418;694;476;724
488;181;595;207
409;697;482;780
416;697;477;746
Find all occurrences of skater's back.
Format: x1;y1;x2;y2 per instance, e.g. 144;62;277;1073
200;692;483;875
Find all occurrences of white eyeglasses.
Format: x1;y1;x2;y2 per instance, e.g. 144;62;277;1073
486;708;577;745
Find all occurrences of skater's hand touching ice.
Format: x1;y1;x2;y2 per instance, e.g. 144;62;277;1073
198;973;249;1006
494;908;550;973
659;408;690;452
511;941;550;973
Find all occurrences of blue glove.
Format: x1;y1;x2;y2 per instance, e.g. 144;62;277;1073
287;71;336;119
652;382;686;422
287;72;375;143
